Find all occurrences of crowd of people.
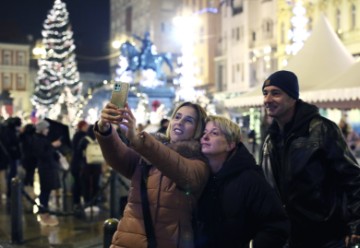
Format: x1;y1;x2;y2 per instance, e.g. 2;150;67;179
0;117;110;226
0;70;360;247
95;70;360;248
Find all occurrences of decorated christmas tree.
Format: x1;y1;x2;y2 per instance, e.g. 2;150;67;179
32;0;82;122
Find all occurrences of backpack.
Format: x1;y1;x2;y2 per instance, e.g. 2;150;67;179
84;136;105;165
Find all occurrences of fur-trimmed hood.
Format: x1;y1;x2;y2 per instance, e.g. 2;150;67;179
151;132;207;163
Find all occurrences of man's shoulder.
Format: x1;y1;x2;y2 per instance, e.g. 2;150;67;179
309;115;336;130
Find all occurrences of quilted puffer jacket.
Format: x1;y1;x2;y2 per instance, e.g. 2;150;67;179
95;127;209;248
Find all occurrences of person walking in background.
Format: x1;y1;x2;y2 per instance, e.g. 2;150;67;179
260;70;360;248
95;101;209;248
0;132;9;200
69;120;89;211
0;117;22;199
19;123;37;203
33;120;61;226
339;118;350;138
197;115;289;248
347;126;360;156
157;118;169;134
78;124;102;212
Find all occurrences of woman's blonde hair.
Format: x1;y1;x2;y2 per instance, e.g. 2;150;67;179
166;102;207;140
205;115;242;144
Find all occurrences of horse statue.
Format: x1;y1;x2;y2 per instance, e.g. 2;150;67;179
119;35;173;79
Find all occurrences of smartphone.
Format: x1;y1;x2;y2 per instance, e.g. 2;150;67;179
110;82;130;108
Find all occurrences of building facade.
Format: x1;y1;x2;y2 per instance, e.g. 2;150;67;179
0;42;32;117
215;0;360;100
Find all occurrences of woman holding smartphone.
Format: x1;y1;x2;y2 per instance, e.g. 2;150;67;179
94;101;209;248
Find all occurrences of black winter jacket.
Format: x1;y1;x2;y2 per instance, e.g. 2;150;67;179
33;133;61;191
260;100;360;244
197;142;289;248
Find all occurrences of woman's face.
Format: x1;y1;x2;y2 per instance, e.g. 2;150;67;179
169;106;197;143
42;128;49;136
201;121;232;157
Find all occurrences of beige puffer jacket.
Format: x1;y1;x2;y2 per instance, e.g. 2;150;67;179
95;127;209;248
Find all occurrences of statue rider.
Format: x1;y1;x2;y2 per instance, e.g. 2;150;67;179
133;31;154;70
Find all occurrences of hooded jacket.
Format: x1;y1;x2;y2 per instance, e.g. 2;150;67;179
197;142;289;248
260;100;360;244
95;126;210;248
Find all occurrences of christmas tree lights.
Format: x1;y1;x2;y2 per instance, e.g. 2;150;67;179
32;0;82;123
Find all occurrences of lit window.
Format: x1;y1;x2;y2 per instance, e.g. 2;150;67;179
2;73;12;90
16;74;26;90
2;50;11;65
351;5;356;30
17;51;26;66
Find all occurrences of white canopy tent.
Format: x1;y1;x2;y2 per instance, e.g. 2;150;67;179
301;61;360;108
225;14;356;108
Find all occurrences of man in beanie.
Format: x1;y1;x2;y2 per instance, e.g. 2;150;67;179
259;70;360;247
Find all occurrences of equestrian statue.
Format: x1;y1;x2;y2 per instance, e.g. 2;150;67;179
119;31;173;80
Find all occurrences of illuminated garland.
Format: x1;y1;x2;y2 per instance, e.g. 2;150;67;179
32;0;82;125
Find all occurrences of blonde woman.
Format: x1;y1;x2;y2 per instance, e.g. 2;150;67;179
197;116;289;248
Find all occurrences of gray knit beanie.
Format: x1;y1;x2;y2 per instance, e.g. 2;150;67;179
36;120;50;133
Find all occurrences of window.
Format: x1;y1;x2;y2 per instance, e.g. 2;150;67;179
199;57;204;75
236;27;240;41
17;51;26;66
280;22;285;44
2;50;11;65
200;26;205;43
241;63;244;81
232;0;243;15
232;65;235;83
307;17;313;32
252;31;256;42
16;74;26;90
336;8;341;32
263;19;273;39
351;4;356;30
2;73;12;90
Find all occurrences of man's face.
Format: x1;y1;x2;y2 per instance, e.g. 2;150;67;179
263;85;296;125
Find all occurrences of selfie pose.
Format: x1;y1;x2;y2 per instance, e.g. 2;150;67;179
94;101;209;248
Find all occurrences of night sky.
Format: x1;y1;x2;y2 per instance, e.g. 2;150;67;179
0;0;110;74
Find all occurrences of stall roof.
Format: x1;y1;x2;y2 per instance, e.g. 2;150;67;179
301;60;360;104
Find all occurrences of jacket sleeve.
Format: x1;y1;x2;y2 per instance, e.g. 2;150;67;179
94;125;140;179
321;119;360;235
247;171;290;248
131;131;209;197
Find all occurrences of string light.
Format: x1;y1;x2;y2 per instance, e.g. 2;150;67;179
32;0;83;126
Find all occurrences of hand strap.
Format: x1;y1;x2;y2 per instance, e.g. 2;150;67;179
141;164;157;248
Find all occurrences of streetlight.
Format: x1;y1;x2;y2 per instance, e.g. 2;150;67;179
173;14;201;102
32;40;46;59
